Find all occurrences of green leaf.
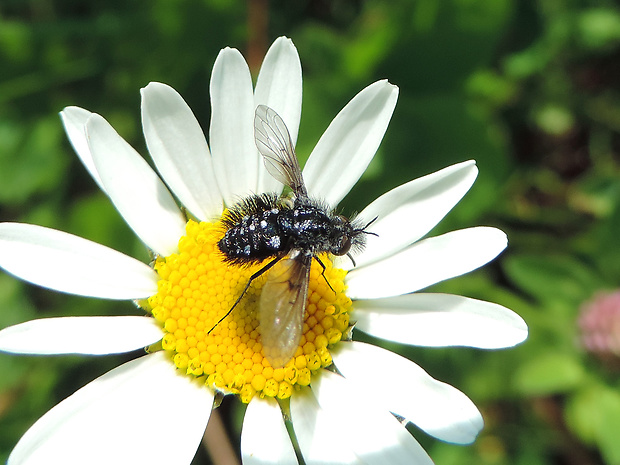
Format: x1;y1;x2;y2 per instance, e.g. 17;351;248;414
598;392;620;465
577;8;620;50
514;352;585;395
504;254;600;305
566;385;620;463
566;385;606;445
0;117;67;204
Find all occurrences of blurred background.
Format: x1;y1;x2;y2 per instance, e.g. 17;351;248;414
2;0;620;463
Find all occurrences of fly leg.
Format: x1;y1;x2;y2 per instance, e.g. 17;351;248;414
208;256;282;334
314;256;336;295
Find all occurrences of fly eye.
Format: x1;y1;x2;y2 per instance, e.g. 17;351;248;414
331;236;352;256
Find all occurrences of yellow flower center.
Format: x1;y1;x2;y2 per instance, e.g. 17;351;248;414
145;219;352;403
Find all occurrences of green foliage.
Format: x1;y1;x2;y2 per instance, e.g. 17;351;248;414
515;352;586;396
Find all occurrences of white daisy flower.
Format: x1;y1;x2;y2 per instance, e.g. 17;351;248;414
0;36;527;465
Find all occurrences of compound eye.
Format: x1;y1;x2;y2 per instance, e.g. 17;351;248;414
332;236;352;256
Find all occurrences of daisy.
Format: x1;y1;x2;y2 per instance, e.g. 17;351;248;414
0;37;527;465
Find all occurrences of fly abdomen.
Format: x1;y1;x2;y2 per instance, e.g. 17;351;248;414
219;193;288;262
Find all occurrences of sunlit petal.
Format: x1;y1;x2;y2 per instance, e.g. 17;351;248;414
333;342;483;444
0;316;162;355
86;114;186;256
354;293;528;348
254;37;303;195
141;82;223;221
303;80;398;207
8;352;213;465
347;227;507;299
350;160;479;269
311;370;434;465
0;223;158;299
210;47;257;204
241;397;297;465
291;386;358;464
59;106;105;192
254;36;302;145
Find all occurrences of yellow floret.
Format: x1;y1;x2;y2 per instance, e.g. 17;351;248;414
146;220;353;403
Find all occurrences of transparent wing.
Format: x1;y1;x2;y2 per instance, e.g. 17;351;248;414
259;253;311;368
254;105;308;197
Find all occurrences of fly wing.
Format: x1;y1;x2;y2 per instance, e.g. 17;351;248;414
259;253;311;368
254;105;308;198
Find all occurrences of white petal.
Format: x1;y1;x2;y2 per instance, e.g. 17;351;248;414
311;370;434;465
0;316;162;355
209;47;258;204
254;37;302;195
0;223;158;299
141;82;223;221
9;352;213;465
254;36;302;146
290;386;358;464
354;293;528;349
347;227;507;299
351;161;479;269
241;397;297;465
303;80;399;207
86;114;186;256
333;342;483;444
60;106;106;192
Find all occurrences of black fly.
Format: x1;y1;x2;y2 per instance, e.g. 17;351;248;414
215;105;374;367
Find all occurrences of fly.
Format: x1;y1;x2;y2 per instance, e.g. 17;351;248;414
215;105;375;367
